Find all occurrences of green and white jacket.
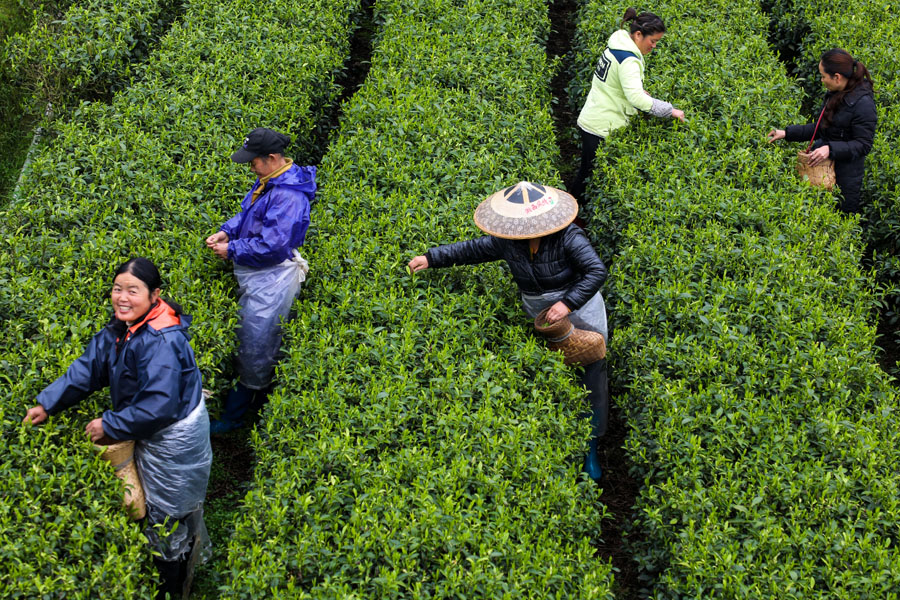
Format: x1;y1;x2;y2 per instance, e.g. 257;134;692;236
576;29;673;138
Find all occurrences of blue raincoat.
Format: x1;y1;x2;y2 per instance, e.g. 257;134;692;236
219;163;315;389
220;163;315;268
38;301;213;561
37;300;203;440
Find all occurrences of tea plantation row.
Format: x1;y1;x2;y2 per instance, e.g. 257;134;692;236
217;0;615;596
769;0;900;344
3;0;179;115
0;0;361;596
571;0;900;597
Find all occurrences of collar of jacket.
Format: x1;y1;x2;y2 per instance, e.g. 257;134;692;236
251;158;294;205
119;300;181;342
608;29;644;64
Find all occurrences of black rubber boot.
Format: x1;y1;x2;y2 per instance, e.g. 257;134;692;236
579;358;609;482
154;557;188;600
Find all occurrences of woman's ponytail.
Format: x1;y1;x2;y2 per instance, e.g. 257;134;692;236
821;48;873;126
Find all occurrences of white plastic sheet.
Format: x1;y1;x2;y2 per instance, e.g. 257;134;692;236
233;255;304;389
136;400;212;561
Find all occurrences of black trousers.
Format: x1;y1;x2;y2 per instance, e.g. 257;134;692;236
569;129;604;204
579;358;609;438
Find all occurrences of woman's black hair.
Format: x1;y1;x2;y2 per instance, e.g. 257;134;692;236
114;257;162;292
623;7;666;35
112;257;184;314
820;48;873;126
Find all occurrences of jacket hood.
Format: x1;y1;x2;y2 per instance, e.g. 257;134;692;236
843;81;874;107
268;163;317;196
608;29;642;60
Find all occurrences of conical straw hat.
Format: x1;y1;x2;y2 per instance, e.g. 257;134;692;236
473;182;578;239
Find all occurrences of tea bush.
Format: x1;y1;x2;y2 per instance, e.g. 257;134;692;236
220;0;615;597
570;0;900;597
0;0;360;596
766;0;900;350
3;0;179;114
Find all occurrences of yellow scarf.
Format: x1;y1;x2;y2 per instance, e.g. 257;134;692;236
251;158;293;205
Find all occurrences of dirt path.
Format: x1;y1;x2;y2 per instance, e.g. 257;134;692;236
546;1;644;597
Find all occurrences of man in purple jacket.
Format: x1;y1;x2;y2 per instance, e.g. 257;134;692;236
206;127;315;433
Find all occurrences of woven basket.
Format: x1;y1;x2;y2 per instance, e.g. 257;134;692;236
796;151;835;190
95;440;146;520
533;308;606;365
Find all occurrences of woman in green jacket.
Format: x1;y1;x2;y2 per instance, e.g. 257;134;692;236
570;7;685;204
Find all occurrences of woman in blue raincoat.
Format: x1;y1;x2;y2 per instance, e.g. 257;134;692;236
24;257;212;600
206;127;314;433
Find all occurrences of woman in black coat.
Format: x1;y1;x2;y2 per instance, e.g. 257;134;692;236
768;48;877;213
408;182;609;482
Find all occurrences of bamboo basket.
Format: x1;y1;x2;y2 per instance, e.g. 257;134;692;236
95;440;146;520
796;151;836;190
534;308;606;365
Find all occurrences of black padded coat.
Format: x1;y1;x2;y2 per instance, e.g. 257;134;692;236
785;83;877;212
425;224;607;310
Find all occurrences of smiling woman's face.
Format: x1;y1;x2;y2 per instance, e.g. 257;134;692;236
111;272;159;324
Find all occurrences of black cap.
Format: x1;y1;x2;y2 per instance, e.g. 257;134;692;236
231;128;291;163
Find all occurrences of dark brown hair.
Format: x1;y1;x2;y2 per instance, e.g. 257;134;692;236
820;48;873;126
622;7;666;36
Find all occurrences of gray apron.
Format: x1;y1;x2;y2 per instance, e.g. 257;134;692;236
136;400;212;561
520;289;608;340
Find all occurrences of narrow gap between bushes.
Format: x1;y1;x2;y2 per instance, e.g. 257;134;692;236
188;3;376;597
301;0;376;167
760;1;900;378
547;1;643;598
81;0;189;105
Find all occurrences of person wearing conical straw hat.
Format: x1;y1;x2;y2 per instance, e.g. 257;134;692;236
23;257;212;599
408;182;610;482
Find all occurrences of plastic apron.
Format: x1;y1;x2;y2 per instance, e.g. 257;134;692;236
136;399;212;562
520;289;608;341
233;251;307;390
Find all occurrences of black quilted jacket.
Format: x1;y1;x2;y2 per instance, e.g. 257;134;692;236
785;83;877;211
425;224;607;310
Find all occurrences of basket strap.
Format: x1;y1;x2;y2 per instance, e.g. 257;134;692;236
111;456;134;471
806;106;826;153
547;323;575;343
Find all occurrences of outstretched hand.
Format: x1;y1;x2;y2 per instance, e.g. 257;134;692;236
23;405;48;425
671;108;685;122
767;129;786;143
408;255;429;273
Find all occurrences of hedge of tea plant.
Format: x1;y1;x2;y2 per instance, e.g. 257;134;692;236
219;0;615;597
766;0;900;352
0;0;34;203
2;0;179;115
569;0;900;597
0;0;360;596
